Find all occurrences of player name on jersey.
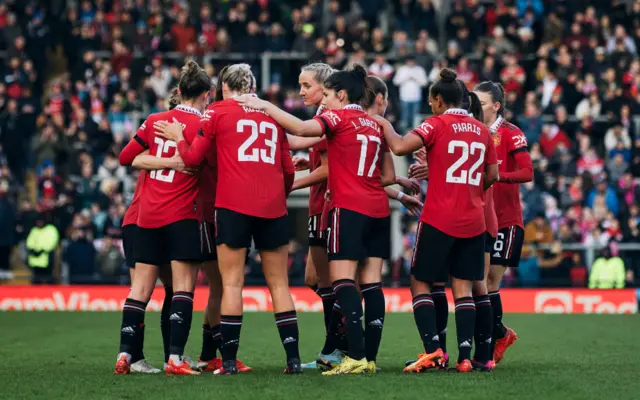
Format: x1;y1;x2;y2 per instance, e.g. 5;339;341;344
452;122;482;135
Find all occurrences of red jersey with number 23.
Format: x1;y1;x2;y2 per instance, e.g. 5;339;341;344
491;116;528;229
411;109;497;238
201;99;290;219
136;105;202;228
313;104;389;218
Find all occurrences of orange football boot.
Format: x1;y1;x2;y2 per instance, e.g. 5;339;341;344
114;354;130;375
403;348;444;373
456;359;473;373
198;357;253;373
494;326;518;364
165;358;201;376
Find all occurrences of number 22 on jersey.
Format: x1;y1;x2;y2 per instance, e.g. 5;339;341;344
445;140;486;186
237;119;278;164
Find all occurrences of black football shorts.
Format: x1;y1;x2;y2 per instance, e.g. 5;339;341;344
215;208;289;251
122;224;138;269
134;219;203;266
327;208;390;261
200;220;217;261
411;222;485;283
489;226;524;268
308;214;327;247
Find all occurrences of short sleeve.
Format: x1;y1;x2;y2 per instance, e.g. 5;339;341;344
506;127;528;153
200;107;218;139
410;117;440;148
313;110;343;137
134;119;150;148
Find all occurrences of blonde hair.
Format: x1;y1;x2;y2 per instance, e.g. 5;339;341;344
219;63;256;95
301;62;336;84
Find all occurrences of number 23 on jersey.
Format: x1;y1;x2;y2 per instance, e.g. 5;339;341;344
237;119;278;164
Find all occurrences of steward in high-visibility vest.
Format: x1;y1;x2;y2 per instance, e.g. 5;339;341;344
26;215;59;284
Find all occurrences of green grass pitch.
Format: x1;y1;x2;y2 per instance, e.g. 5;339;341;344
1;312;639;400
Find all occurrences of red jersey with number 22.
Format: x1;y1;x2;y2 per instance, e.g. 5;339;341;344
491;116;528;229
136;105;202;228
313;104;389;218
201;99;290;219
411;109;497;238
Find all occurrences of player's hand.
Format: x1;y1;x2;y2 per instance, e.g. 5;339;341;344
400;194;423;216
235;95;268;110
396;176;420;195
170;154;197;175
154;118;184;142
413;148;427;163
324;189;331;201
408;163;429;181
292;156;310;171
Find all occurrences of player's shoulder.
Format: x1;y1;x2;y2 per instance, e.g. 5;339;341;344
500;120;522;134
414;115;444;134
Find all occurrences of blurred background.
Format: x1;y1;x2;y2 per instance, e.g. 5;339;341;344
0;0;639;290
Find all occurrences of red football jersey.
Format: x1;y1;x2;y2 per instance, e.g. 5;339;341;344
308;139;328;216
484;186;498;238
136;105;203;228
122;171;145;227
313;104;390;218
411;108;497;238
490;116;528;229
201;98;290;218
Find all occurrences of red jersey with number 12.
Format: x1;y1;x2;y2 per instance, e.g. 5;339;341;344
313;104;389;218
491;116;528;229
136;105;202;228
411;109;497;238
201;99;290;218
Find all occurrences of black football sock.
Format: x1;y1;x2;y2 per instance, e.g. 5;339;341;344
320;301;341;355
168;291;194;358
220;315;243;362
318;287;336;331
211;324;222;358
431;285;448;354
275;310;300;361
454;297;476;362
489;291;507;339
119;298;147;359
200;324;216;361
333;279;366;360
361;282;385;362
473;295;493;363
161;285;173;362
412;293;440;354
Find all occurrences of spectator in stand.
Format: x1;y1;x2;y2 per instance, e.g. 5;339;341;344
368;54;394;81
577;147;605;176
392;54;427;133
589;242;626;289
64;226;97;284
539;124;571;159
0;179;15;280
587;176;620;217
26;213;59;284
95;236;125;283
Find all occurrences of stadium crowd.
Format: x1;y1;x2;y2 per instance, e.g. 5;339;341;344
0;0;639;288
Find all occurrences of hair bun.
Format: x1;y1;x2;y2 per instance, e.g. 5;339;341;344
182;60;201;77
351;64;367;80
439;68;457;83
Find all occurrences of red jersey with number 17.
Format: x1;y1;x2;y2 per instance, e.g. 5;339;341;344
411;109;497;238
491;116;528;229
201;99;290;219
313;104;389;218
136;105;203;228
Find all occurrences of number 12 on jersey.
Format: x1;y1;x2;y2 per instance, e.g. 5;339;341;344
150;137;176;183
356;134;381;177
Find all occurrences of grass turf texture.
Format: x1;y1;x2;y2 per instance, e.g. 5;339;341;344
1;312;638;400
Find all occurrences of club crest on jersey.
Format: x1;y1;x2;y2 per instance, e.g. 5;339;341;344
324;111;341;126
493;134;501;146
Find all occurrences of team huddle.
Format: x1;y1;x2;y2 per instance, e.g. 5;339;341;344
113;58;532;376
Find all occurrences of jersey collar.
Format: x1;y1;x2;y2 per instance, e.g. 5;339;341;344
443;108;469;116
343;104;364;112
489;116;504;133
316;104;326;116
175;104;202;116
